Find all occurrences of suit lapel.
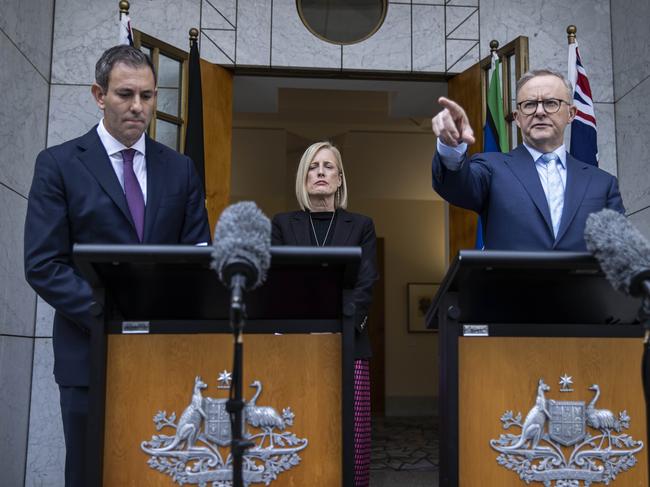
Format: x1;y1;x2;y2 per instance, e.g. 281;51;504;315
143;136;164;243
76;128;135;230
290;211;311;245
555;153;591;244
504;145;554;235
330;209;353;245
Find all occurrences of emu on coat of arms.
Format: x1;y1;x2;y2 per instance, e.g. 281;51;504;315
489;378;644;486
141;372;308;486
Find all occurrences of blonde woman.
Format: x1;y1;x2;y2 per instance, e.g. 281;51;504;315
271;141;378;486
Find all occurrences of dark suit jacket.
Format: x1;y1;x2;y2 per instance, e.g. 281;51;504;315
432;145;625;250
271;209;378;359
24;127;211;386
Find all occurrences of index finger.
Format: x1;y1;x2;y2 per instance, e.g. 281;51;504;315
437;97;465;117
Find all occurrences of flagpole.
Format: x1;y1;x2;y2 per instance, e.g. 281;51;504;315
119;0;129;20
567;24;576;44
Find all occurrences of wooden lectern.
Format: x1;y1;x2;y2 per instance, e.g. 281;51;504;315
427;250;648;487
74;244;359;486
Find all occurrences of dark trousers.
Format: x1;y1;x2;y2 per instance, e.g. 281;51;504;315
59;385;89;487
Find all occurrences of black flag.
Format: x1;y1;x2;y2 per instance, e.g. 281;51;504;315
184;38;206;193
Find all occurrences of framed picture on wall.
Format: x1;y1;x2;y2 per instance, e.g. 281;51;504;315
407;283;439;333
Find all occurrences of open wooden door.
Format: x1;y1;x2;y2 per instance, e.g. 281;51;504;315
200;60;232;232
446;37;529;261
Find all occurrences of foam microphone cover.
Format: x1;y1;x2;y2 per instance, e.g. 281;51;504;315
211;201;271;290
584;208;650;296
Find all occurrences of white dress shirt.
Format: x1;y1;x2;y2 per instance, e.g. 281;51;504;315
97;120;148;203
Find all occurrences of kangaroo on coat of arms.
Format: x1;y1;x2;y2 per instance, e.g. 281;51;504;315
489;377;643;487
141;372;308;486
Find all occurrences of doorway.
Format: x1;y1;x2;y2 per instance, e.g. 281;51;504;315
229;74;448;419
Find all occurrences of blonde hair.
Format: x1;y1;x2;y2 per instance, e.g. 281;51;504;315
295;141;348;211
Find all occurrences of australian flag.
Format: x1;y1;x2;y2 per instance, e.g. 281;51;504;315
568;41;598;166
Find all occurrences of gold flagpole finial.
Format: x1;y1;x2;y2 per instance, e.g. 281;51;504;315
567;25;577;45
189;28;199;46
119;1;130;16
489;40;499;53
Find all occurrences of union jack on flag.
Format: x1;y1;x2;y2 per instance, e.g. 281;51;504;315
568;41;598;166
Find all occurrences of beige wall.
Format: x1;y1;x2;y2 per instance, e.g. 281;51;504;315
231;128;446;406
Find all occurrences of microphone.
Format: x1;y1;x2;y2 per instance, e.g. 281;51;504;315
584;208;650;298
211;201;271;299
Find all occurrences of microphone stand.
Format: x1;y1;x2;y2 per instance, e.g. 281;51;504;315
227;274;254;487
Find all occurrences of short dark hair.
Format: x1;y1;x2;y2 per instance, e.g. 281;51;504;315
95;45;156;92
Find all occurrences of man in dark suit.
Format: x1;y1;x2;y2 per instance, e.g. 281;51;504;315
24;45;210;486
431;68;624;250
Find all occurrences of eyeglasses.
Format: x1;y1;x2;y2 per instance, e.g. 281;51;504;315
517;98;570;115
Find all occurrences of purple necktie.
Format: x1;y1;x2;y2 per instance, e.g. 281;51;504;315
121;149;145;241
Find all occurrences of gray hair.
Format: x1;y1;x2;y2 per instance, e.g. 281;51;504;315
95;45;156;92
516;68;573;102
295;141;348;211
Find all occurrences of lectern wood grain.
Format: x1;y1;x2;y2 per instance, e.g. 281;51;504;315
459;337;647;486
103;333;341;486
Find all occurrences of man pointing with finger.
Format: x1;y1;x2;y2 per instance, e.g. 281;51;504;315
431;68;624;251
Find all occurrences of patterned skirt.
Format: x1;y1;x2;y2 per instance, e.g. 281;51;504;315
354;359;371;487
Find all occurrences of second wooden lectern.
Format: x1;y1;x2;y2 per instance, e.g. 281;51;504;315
428;250;648;487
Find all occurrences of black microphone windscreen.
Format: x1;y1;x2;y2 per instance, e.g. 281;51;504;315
584;208;650;296
211;201;271;290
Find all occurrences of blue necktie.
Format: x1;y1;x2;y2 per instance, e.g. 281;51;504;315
121;149;145;241
540;152;564;237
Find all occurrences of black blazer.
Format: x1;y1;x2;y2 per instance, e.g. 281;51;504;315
271;209;378;359
24;127;211;386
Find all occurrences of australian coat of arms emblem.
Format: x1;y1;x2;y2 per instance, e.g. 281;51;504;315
141;371;308;486
489;378;644;486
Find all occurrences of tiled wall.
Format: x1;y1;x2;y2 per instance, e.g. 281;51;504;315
0;1;54;484
201;0;480;73
202;0;619;176
612;0;650;236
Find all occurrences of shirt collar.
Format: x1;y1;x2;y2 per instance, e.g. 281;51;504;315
97;119;146;157
523;142;566;168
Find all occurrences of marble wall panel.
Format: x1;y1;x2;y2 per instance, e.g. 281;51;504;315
51;1;121;85
611;0;650;101
0;33;50;197
0;0;54;79
630;209;650;241
202;29;236;65
479;0;613;102
201;0;235;30
343;3;411;72
52;0;200;85
446;5;478;40
0;187;36;337
615;77;650;214
201;0;235;26
271;0;341;69
0;335;34;486
412;5;445;73
36;297;55;338
234;0;271;66
25;338;65;487
47;85;101;147
446;40;479;73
